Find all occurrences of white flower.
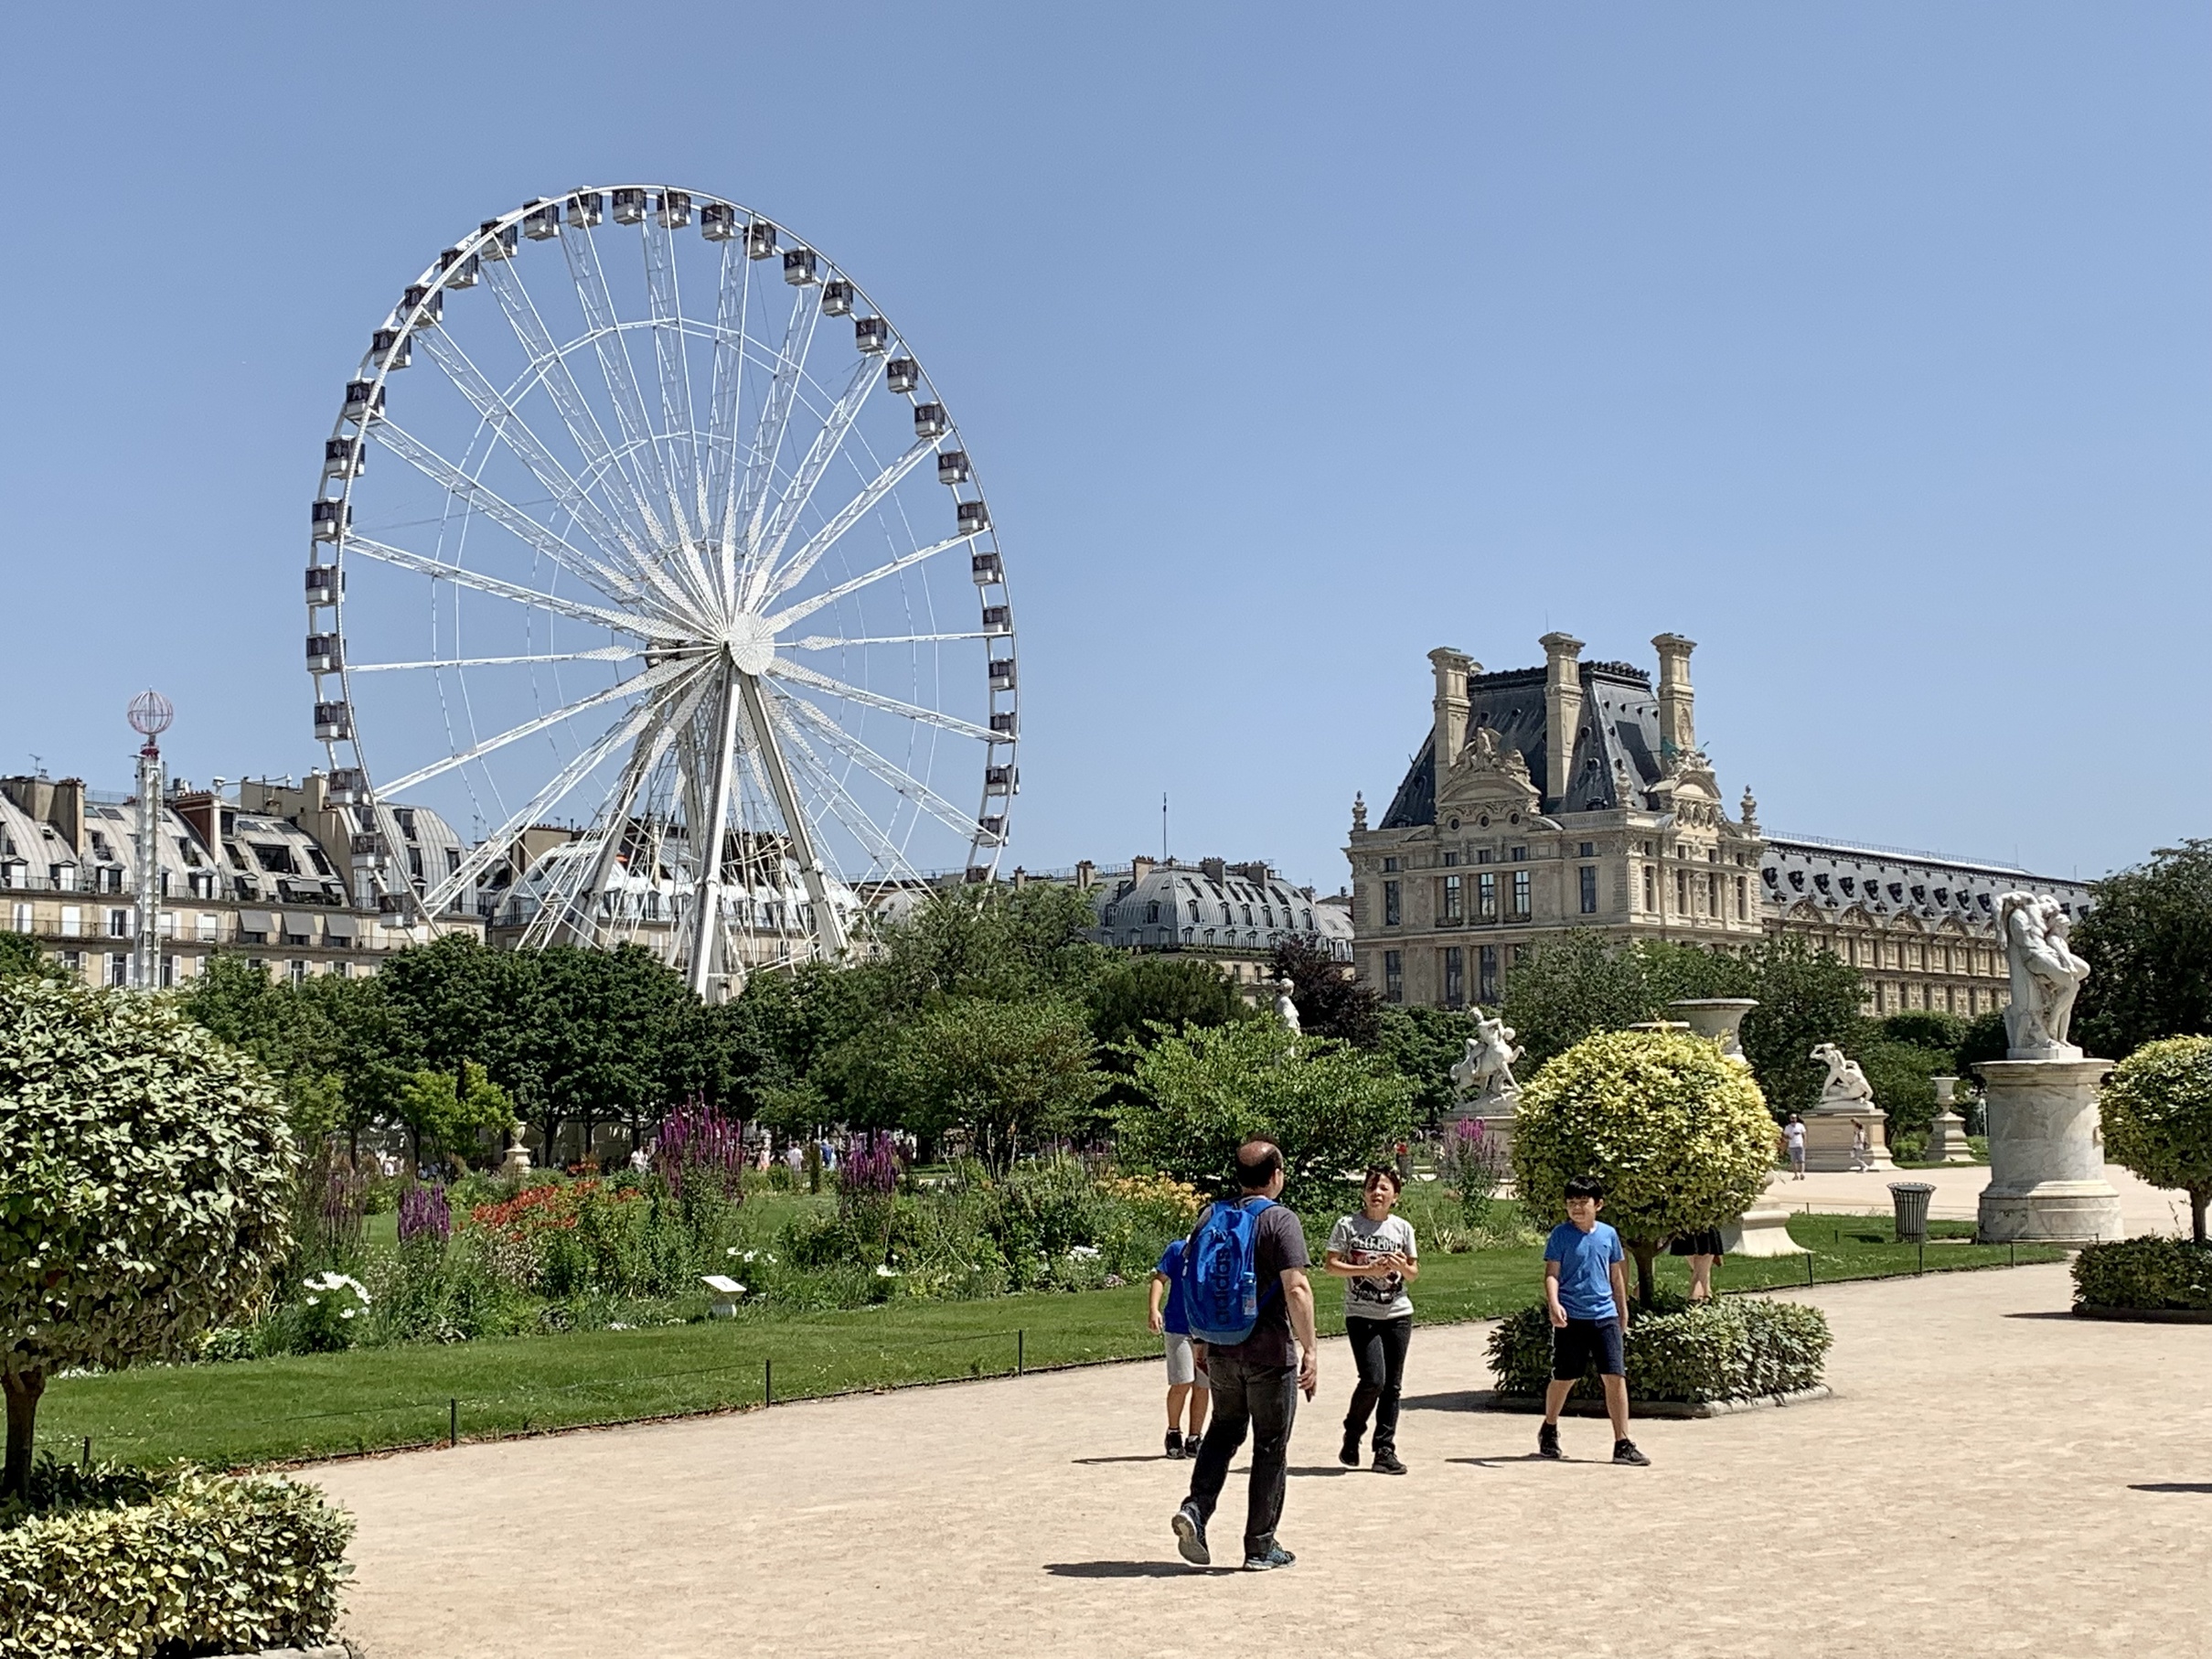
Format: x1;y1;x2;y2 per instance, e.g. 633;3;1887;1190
1069;1245;1100;1260
339;1309;357;1321
875;1264;900;1278
305;1296;320;1307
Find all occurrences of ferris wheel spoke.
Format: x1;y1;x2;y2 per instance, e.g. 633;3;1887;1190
764;532;977;630
767;714;932;888
741;356;882;609
345;536;692;642
765;657;999;744
367;416;656;610
755;438;936;611
733;287;820;573
789;631;991;650
768;684;988;841
560;222;685;550
480;253;661;556
702;239;750;556
350;646;649;673
643;215;703;546
377;653;702;797
732;673;846;958
416;687;672;922
412;324;652;573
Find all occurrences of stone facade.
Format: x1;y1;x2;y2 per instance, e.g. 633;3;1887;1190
1349;632;2092;1013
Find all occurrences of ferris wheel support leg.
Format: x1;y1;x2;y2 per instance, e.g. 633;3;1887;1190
687;659;744;998
738;671;846;961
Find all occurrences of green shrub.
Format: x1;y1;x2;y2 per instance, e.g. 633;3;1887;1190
1487;1296;1833;1404
2071;1236;2212;1311
0;1465;352;1658
2099;1037;2212;1244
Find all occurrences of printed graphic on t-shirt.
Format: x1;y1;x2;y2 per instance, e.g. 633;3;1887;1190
1329;1212;1417;1320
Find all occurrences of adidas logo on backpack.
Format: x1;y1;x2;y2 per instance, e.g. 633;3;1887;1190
1180;1196;1276;1345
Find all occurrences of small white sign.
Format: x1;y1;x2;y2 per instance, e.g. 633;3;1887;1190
700;1274;743;1295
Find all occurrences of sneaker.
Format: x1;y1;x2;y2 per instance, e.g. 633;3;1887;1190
1165;1430;1185;1461
1613;1439;1651;1466
1183;1432;1203;1459
1537;1421;1562;1460
1372;1448;1407;1475
1171;1502;1210;1567
1338;1430;1361;1468
1242;1544;1296;1571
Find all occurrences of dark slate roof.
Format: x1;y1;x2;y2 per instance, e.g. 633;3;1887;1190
1760;835;2095;926
1380;660;1666;827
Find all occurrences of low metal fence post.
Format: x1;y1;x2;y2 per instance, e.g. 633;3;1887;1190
448;1398;457;1449
764;1356;773;1407
1017;1329;1025;1376
80;1436;90;1471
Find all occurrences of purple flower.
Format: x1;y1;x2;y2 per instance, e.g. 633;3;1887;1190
398;1182;452;1245
652;1097;747;1199
841;1132;903;1203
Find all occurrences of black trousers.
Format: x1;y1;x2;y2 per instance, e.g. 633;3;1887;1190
1185;1354;1298;1557
1343;1315;1412;1454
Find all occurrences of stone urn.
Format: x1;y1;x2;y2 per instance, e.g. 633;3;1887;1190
1667;998;1758;1063
1922;1076;1976;1163
498;1121;535;1180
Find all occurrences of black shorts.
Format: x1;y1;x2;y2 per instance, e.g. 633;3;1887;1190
1669;1227;1726;1258
1551;1316;1625;1380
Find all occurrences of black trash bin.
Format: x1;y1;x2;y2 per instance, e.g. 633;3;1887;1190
1888;1182;1936;1244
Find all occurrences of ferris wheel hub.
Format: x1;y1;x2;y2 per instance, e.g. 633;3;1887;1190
722;611;779;676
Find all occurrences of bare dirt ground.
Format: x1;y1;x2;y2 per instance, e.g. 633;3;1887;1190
310;1260;2212;1659
1766;1160;2188;1231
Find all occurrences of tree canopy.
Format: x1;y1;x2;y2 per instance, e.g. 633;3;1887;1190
2073;840;2212;1061
2098;1035;2212;1243
0;978;294;1496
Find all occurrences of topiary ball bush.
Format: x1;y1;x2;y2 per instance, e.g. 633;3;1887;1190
2071;1236;2212;1311
1512;1029;1776;1296
1487;1296;1833;1405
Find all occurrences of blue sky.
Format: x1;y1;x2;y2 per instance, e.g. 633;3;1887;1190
1;2;2204;892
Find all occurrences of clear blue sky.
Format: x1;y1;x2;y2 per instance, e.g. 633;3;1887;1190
2;3;2204;892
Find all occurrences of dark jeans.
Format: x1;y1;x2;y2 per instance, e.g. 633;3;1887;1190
1185;1354;1298;1557
1343;1315;1411;1454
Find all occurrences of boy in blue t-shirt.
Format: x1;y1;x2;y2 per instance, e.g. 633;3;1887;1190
1539;1176;1650;1466
1148;1238;1209;1460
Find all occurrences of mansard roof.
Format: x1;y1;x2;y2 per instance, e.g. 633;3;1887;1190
1760;834;2095;928
1379;658;1666;829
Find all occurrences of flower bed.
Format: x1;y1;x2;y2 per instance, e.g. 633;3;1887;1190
1486;1296;1832;1406
2071;1236;2212;1316
0;1461;352;1659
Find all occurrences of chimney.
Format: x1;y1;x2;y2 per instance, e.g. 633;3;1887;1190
1427;647;1474;767
1652;633;1696;759
1539;633;1585;808
48;777;86;854
1130;855;1155;886
1074;859;1095;889
1200;857;1226;885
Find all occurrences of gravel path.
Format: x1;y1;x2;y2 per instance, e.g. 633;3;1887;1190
310;1262;2212;1659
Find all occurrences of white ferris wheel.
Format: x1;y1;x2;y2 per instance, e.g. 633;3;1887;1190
305;186;1018;996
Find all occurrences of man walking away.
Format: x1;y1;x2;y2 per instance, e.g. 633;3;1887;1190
1170;1140;1317;1571
1148;1236;1208;1459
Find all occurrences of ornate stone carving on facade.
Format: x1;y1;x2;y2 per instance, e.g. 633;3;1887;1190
1439;724;1541;819
1739;787;1759;834
1997;891;2090;1060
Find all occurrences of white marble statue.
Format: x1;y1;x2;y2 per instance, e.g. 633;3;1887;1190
1998;891;2091;1060
1271;979;1301;1035
1450;1011;1523;1108
1811;1042;1874;1106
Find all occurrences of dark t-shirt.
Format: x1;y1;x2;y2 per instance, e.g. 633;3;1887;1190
1195;1198;1310;1369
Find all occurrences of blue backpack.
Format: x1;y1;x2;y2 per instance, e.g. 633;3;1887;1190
1180;1197;1276;1345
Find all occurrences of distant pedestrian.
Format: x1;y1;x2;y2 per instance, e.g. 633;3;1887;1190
1538;1175;1649;1467
628;1146;650;1176
1170;1140;1318;1572
1668;1226;1724;1303
1325;1166;1418;1475
1783;1113;1807;1179
1849;1119;1871;1172
1148;1237;1208;1460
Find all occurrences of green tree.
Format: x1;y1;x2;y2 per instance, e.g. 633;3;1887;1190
895;997;1105;1169
1087;955;1255;1058
1635;939;1756;1006
393;1060;515;1169
0;978;294;1497
2099;1035;2212;1243
1500;930;1660;1073
1270;937;1381;1046
1376;1004;1485;1129
873;883;1108;1008
2073;840;2212;1060
0;932;68;983
1117;1020;1415;1208
1513;1028;1776;1305
1735;936;1866;1117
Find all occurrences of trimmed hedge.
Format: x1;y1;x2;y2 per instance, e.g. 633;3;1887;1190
2072;1236;2212;1311
1488;1297;1833;1405
0;1463;352;1658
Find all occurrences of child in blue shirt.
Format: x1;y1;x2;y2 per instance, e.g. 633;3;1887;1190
1539;1176;1649;1466
1148;1238;1209;1459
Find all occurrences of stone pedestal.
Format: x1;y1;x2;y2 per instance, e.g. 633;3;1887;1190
1923;1111;1975;1163
1975;1057;2123;1244
1802;1106;1892;1172
1721;1194;1810;1258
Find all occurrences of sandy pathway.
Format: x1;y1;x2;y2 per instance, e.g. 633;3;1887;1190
311;1262;2212;1659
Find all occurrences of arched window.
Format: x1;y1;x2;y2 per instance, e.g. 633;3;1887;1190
1146;901;1160;925
1220;904;1232;925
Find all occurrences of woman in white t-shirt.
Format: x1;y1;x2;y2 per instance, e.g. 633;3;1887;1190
1783;1113;1807;1180
1324;1166;1419;1475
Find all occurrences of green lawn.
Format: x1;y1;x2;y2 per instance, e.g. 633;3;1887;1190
38;1214;2058;1472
